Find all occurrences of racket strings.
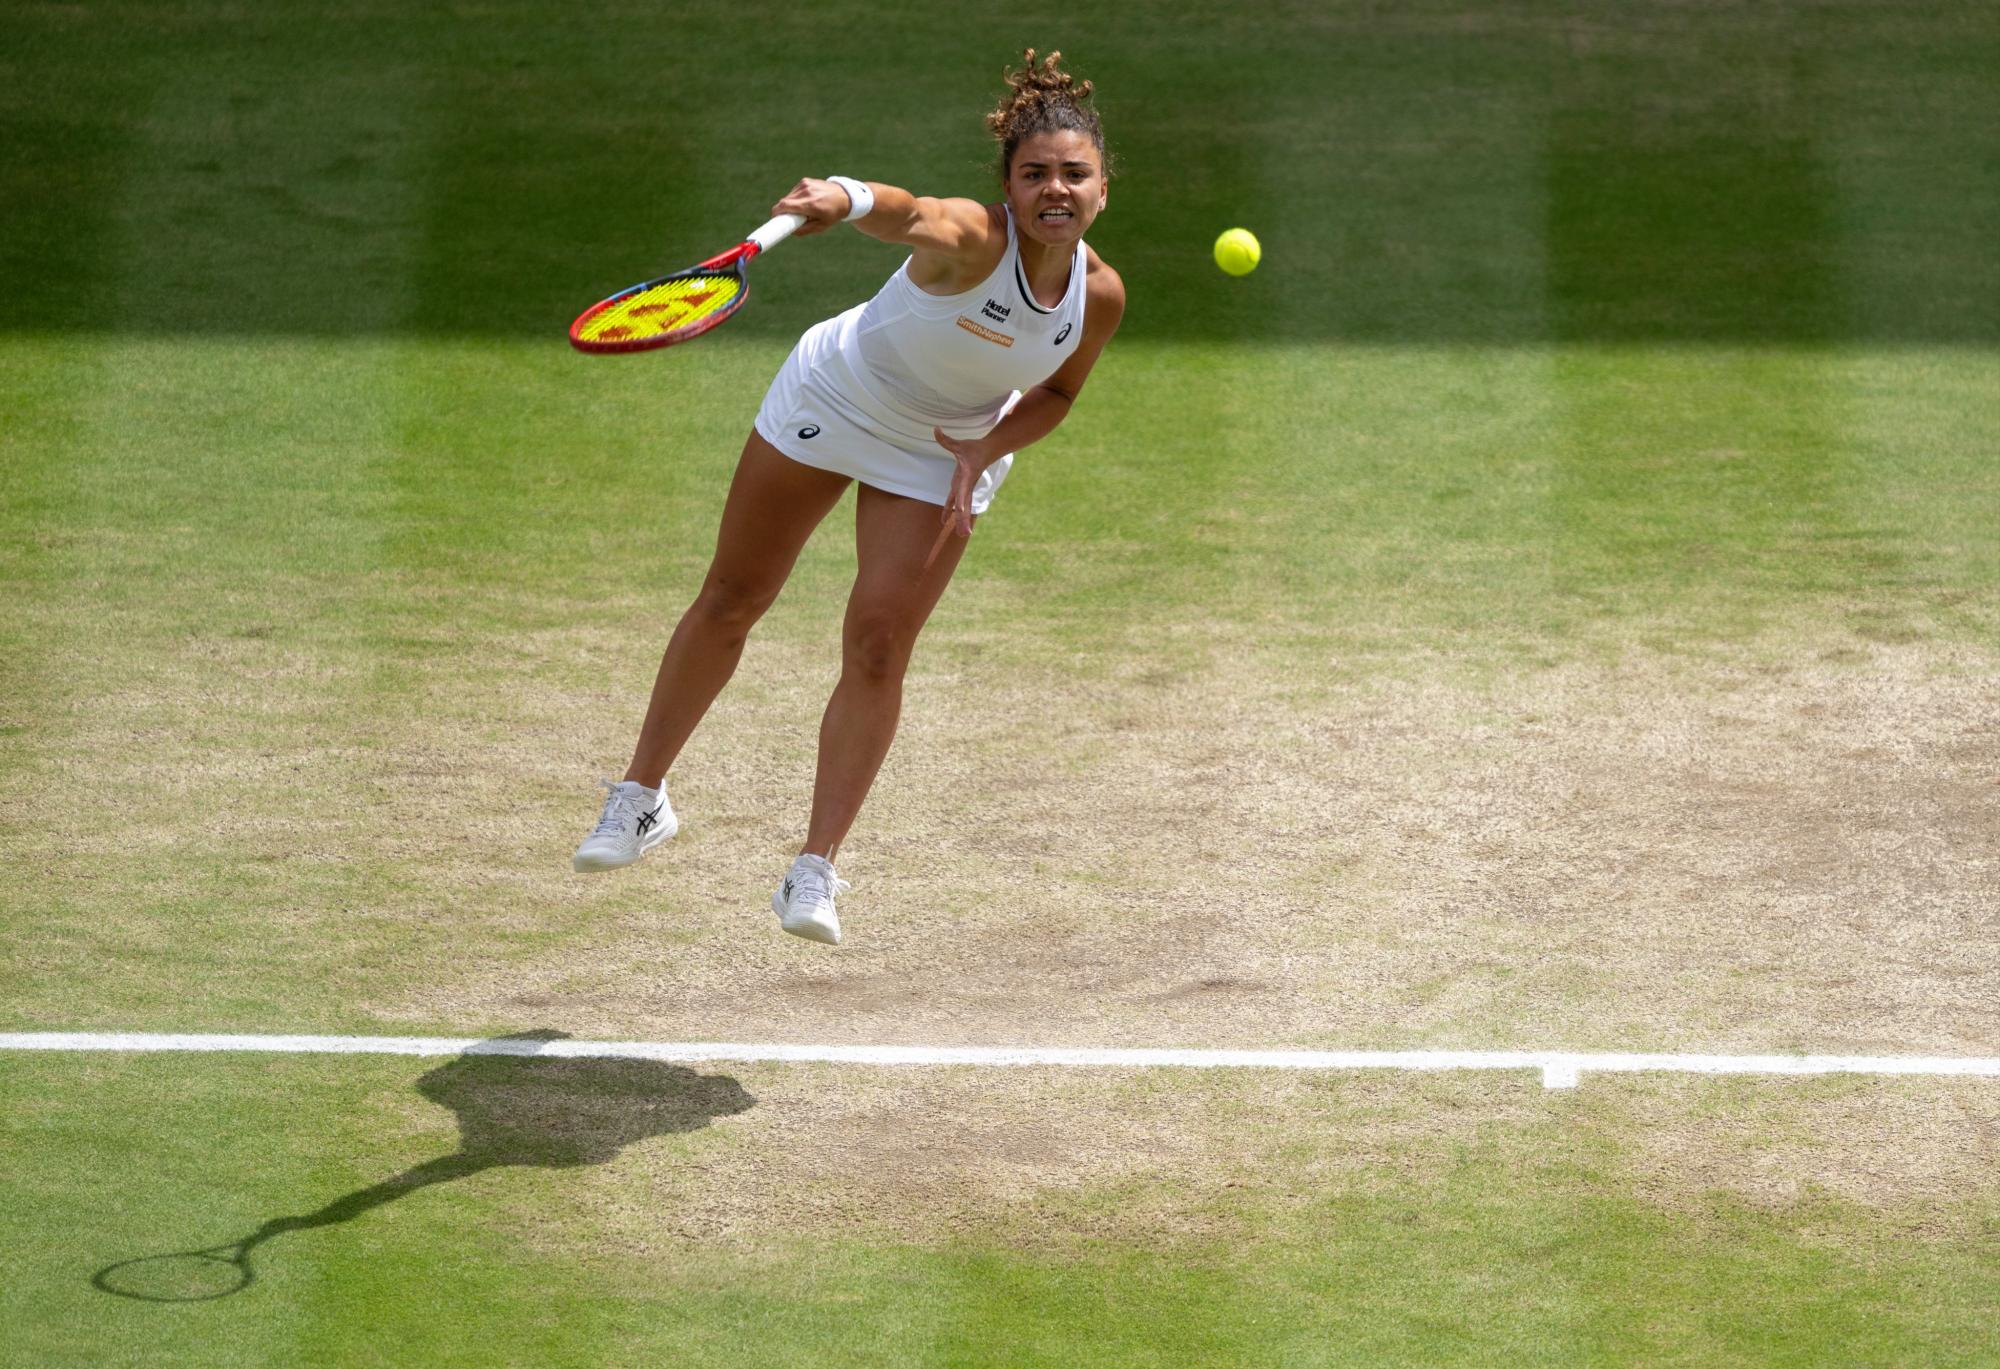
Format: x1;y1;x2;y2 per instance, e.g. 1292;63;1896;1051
580;274;740;344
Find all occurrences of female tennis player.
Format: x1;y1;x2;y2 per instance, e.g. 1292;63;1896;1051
572;50;1124;946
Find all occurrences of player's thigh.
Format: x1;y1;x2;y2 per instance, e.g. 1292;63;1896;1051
844;481;974;650
702;429;852;607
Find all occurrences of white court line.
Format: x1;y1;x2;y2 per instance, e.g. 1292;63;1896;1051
4;1032;2000;1090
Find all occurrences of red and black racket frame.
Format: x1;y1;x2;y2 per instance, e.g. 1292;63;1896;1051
567;239;769;356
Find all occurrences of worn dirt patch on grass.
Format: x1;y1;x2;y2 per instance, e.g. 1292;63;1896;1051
497;1066;2000;1253
366;626;1997;1058
1606;1074;2000;1228
8;596;1993;1058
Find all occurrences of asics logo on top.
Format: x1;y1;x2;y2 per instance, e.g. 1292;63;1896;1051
981;298;1011;324
798;424;821;439
1054;322;1073;345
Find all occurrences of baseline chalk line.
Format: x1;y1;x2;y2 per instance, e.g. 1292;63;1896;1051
5;1032;1999;1090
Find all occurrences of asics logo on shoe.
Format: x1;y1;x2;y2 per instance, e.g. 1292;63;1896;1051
782;878;795;900
635;810;658;835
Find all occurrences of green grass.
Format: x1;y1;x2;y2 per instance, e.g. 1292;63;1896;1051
4;1056;1995;1367
3;329;1994;1039
4;0;1999;1361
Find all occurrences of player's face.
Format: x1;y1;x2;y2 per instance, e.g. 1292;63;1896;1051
1006;130;1107;247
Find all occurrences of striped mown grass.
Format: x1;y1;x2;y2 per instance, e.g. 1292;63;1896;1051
4;0;1997;1361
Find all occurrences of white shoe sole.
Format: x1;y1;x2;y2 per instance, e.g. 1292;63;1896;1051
772;890;840;945
571;814;677;873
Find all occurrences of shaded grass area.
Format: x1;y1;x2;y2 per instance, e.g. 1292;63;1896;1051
1;1054;1994;1366
2;0;1995;344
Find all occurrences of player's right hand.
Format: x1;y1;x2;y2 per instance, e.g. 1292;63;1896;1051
772;178;850;236
931;426;996;539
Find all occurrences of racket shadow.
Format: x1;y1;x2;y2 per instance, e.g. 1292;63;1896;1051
91;1030;756;1302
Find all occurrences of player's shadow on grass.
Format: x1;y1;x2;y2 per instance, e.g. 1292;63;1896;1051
91;1030;755;1302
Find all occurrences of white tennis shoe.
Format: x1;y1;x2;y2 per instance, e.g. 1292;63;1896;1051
571;779;677;872
772;853;848;945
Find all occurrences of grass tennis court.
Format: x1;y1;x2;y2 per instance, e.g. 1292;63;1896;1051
3;0;1997;1363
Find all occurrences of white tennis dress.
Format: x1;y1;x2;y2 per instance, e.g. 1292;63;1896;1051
753;205;1087;515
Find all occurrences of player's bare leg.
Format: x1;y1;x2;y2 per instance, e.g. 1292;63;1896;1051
578;430;849;873
804;483;973;862
623;429;851;785
772;484;969;943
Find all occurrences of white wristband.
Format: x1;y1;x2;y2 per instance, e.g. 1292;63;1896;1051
826;175;875;222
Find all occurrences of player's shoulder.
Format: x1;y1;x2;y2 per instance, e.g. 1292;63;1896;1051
940;198;1010;259
960;198;1009;234
934;198;1007;246
1083;245;1125;315
905;199;1009;289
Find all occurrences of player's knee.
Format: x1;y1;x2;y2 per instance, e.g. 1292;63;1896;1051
845;616;914;683
692;576;778;636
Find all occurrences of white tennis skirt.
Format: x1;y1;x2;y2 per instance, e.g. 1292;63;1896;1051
752;317;1018;515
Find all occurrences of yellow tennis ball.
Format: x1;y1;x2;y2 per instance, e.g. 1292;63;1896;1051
1214;227;1261;276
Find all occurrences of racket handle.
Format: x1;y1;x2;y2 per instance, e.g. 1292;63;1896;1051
747;213;807;255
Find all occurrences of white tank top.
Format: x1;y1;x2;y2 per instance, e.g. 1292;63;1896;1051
814;205;1088;443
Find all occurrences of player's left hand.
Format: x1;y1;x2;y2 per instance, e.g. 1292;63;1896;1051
931;427;994;538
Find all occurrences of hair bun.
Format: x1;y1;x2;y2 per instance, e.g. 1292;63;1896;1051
987;48;1111;181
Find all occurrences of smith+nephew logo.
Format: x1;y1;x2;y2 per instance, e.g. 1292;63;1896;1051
955;317;1013;348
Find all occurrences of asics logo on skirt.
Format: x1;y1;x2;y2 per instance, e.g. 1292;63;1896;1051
797;424;821;439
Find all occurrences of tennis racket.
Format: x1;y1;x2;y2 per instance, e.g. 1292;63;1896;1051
569;213;806;354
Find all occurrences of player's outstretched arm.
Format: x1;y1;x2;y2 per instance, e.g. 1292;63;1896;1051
770;179;997;258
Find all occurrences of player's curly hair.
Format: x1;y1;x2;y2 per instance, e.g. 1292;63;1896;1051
986;48;1113;182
